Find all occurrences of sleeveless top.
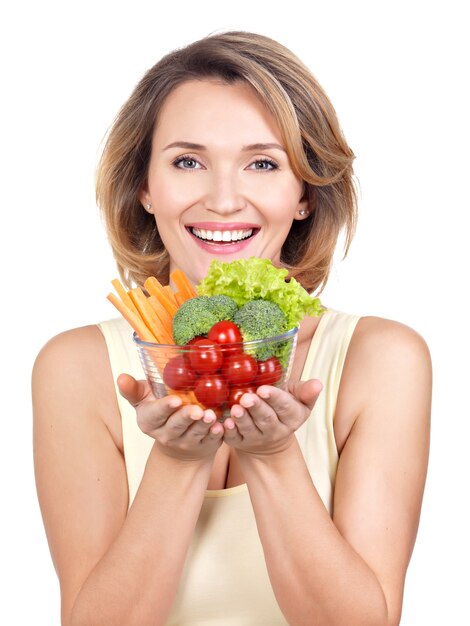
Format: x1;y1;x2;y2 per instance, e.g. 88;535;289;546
98;309;360;625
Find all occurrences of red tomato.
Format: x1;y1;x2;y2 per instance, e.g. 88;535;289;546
254;356;283;386
189;339;223;373
222;353;258;385
208;320;242;345
194;374;229;408
228;385;256;407
162;355;196;390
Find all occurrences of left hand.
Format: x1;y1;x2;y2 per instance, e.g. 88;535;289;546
222;379;322;456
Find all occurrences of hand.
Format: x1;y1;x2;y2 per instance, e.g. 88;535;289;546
222;379;322;457
117;374;224;462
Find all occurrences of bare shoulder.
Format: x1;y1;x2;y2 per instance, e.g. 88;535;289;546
33;324;123;451
334;316;432;452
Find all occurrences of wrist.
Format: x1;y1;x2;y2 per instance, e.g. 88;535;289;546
236;435;298;466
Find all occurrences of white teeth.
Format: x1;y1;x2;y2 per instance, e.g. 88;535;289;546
191;227;254;242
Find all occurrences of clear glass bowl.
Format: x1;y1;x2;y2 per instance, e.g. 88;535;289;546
134;327;298;420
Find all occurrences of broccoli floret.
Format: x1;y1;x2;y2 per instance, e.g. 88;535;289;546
172;295;238;345
172;297;219;345
205;294;238;321
233;300;287;360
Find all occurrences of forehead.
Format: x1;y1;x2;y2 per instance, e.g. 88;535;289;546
152;79;283;146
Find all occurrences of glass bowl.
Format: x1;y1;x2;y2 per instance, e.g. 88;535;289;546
134;327;298;420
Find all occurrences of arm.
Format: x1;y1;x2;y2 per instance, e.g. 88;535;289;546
33;326;223;626
223;317;431;626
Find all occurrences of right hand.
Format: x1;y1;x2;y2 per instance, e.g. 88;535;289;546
117;374;224;462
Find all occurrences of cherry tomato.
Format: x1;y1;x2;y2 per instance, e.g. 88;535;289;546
222;352;258;385
254;356;283;386
228;385;256;407
189;339;223;373
208;320;242;345
194;374;229;408
182;336;205;364
162;355;196;390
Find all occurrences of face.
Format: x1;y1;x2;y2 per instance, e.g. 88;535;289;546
140;79;309;284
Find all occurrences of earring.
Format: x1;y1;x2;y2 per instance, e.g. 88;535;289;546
146;203;152;210
298;209;308;216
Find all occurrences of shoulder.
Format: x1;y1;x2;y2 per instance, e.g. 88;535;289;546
33;324;109;386
334;315;432;451
348;316;432;387
32;324;122;449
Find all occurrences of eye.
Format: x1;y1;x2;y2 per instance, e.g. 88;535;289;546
173;155;202;170
248;158;279;171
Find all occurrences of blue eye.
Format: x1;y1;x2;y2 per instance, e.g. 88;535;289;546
173;156;201;169
249;159;278;171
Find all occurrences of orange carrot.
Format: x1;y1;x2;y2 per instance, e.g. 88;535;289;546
107;293;156;342
129;288;167;344
174;291;186;307
144;277;179;317
170;269;197;301
148;296;174;337
162;285;179;307
111;278;139;316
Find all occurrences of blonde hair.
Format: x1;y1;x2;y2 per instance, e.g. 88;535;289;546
96;31;357;292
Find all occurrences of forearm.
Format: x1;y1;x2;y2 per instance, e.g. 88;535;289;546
238;440;389;626
69;443;212;626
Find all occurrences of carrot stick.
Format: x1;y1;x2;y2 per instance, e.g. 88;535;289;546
129;288;166;343
107;293;156;342
144;277;179;317
162;285;179;307
148;295;174;335
111;278;139;316
174;291;186;307
170;269;197;301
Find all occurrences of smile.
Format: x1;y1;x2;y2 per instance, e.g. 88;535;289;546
190;227;254;243
185;223;260;254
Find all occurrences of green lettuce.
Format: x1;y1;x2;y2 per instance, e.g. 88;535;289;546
196;257;323;330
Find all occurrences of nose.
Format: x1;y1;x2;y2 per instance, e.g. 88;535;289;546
202;170;247;215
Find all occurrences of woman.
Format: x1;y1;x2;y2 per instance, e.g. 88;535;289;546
33;31;431;625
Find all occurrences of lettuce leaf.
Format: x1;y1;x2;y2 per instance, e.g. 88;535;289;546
196;257;323;329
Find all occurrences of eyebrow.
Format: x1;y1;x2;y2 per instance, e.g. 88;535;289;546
163;141;286;152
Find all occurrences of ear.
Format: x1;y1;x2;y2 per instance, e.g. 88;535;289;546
138;185;154;214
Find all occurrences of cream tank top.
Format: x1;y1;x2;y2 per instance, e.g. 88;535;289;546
99;309;360;626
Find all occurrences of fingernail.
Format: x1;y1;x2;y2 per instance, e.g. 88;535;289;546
225;418;235;430
241;394;255;408
169;398;182;408
203;410;216;424
257;387;270;399
232;406;243;419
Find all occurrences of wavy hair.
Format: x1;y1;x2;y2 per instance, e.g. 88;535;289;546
96;31;357;292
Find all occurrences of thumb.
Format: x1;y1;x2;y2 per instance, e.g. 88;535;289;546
117;373;153;407
288;378;323;410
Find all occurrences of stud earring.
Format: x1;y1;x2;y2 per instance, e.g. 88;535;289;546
298;209;308;216
146;203;152;210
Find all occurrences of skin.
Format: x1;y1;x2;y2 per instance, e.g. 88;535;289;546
33;80;431;626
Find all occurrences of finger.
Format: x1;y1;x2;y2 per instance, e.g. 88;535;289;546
183;409;219;441
240;391;278;432
161;403;205;439
222;416;243;446
117;373;153;407
287;379;323;411
255;380;322;428
231;395;263;435
200;418;225;444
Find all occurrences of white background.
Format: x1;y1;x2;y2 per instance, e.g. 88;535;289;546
1;1;468;624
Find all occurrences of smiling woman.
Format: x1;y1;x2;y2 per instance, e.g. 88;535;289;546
32;31;431;626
